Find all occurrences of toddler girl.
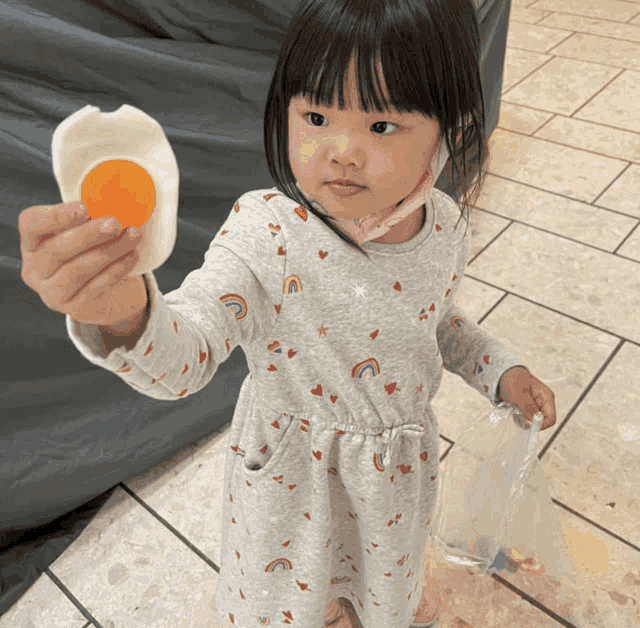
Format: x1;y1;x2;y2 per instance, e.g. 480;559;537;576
65;0;540;626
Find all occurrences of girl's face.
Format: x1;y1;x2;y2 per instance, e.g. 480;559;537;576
288;58;442;229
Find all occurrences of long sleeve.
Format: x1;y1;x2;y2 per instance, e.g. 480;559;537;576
66;194;285;400
436;220;528;406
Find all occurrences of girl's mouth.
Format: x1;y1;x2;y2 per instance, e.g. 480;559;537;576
326;182;366;197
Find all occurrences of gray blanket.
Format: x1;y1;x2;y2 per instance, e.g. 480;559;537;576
0;0;511;616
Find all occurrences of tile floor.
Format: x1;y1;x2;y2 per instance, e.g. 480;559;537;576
3;0;640;626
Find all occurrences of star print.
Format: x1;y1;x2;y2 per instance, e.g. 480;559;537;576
352;283;367;298
318;324;328;336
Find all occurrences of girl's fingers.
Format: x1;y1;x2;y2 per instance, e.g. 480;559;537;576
19;201;89;254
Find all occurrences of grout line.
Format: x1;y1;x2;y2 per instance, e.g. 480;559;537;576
479;169;640;244
592;162;634;206
476;291;509;327
527;8;640;29
570;68;628;119
614;220;640;256
551;498;640;554
528;112;557;137
491;121;636;163
502;50;630;104
467;220;510;267
533;14;555;27
471;192;640;255
490;572;578;628
465;270;640;351
502;56;557;96
476;205;639;261
44;568;103;628
507;35;576;56
529;30;576;56
537;338;627;460
464;213;640;347
118;483;221;575
438;438;455;464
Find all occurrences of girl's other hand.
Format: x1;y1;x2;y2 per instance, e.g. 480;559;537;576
498;366;557;431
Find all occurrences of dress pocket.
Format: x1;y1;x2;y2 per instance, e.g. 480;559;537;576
236;410;299;479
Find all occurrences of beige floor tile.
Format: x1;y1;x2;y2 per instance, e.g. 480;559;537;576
552;32;640;70
432;278;620;446
467;206;512;260
616;222;640;261
506;19;574;53
539;11;640;44
576;70;640;134
510;6;555;26
474;175;637;251
497;101;554;135
466;220;640;343
487;129;627;202
123;425;229;566
439;435;452;461
497;507;640;628
0;569;89;627
47;487;226;628
428;503;639;628
501;47;552;93
430;316;640;628
534;116;640;164
541;340;640;543
433;568;565;628
502;57;621;116
596;164;640;218
532;0;640;23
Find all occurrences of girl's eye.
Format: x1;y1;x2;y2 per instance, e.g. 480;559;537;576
305;112;327;128
304;112;398;136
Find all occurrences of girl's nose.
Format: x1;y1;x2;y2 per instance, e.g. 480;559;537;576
327;136;363;166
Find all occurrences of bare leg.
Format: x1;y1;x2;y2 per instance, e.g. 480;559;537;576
413;580;439;623
413;554;440;624
325;598;357;627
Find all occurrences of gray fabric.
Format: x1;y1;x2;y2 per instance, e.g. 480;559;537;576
0;0;512;617
63;186;525;627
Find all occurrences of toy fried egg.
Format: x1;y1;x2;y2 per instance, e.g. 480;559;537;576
51;104;179;275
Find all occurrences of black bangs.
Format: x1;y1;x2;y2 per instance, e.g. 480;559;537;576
285;1;441;118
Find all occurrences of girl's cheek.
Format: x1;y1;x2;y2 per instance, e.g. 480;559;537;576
299;140;317;164
368;153;392;178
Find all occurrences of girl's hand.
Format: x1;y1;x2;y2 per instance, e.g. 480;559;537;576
19;201;146;326
498;367;557;431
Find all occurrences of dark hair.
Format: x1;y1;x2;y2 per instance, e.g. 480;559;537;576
264;0;489;260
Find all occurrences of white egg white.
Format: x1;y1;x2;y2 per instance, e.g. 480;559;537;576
52;104;179;275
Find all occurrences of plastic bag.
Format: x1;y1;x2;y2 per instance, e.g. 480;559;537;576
425;402;619;627
430;402;575;579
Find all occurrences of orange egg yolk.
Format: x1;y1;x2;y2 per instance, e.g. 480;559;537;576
81;159;155;229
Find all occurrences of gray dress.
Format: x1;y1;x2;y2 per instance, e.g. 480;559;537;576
68;187;526;628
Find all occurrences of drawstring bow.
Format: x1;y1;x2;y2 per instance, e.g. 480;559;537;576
381;424;425;468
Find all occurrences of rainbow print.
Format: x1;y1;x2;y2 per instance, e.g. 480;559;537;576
219;293;248;321
265;558;293;572
283;275;303;294
351;358;381;379
373;453;386;472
